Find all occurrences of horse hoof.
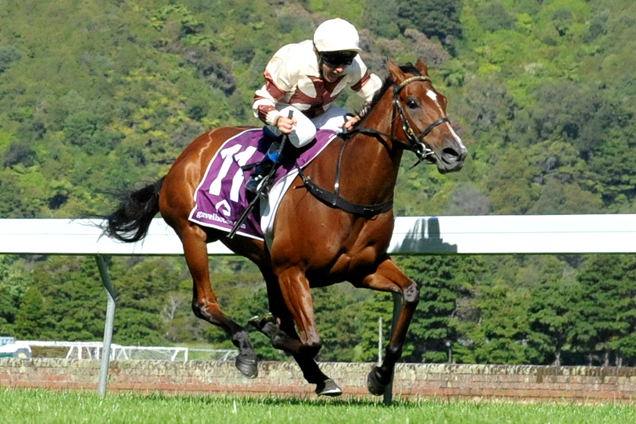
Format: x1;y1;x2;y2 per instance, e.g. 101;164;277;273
366;368;387;396
315;379;343;397
235;355;258;379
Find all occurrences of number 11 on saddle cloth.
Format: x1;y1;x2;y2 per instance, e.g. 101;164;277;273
188;128;338;240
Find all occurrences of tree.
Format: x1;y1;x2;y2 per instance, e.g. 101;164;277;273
362;0;400;39
485;150;536;214
529;177;602;214
524;140;602;214
0;256;34;336
355;291;395;363
14;286;48;339
397;255;483;363
109;257;182;345
396;0;462;47
0;45;21;73
588;134;636;208
529;82;628;160
474;1;515;33
528;278;581;365
313;285;364;362
0;285;18;335
2;141;36;168
551;8;574;37
29;257;107;341
572;255;636;366
453;76;517;143
446;185;491;215
461;282;532;365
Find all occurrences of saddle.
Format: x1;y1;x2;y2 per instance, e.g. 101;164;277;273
188;128;337;240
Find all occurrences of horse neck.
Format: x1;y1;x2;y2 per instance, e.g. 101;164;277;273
343;93;405;203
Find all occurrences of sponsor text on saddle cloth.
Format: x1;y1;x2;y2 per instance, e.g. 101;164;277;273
189;128;338;240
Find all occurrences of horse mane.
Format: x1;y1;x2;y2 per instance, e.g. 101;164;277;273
352;63;422;129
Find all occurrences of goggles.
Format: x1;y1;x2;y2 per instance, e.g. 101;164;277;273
321;51;357;68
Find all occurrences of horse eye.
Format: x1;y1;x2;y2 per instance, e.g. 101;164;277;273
406;99;419;109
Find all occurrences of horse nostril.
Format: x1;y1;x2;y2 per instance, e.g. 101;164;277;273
442;148;461;163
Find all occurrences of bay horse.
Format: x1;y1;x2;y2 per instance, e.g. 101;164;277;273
102;59;467;396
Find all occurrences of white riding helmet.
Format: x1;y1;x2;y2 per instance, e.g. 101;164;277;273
313;18;362;53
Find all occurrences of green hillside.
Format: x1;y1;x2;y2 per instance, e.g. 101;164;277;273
1;0;636;366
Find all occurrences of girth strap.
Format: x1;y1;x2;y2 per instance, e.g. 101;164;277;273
295;165;394;217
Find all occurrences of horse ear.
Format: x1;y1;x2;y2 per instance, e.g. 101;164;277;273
388;59;405;83
415;58;429;76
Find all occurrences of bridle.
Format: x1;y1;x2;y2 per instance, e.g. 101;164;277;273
348;75;451;166
295;73;452;216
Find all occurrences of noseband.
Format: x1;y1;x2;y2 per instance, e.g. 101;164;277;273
392;76;450;163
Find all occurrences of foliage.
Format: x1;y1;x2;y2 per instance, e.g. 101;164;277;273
527;260;581;365
14;286;47;339
1;0;636;367
474;1;516;33
396;0;463;48
0;256;32;335
0;45;21;73
396;255;482;363
572;255;636;366
462;282;532;364
353;291;394;363
362;0;400;39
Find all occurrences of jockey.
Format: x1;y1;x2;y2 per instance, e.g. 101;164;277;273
246;18;383;194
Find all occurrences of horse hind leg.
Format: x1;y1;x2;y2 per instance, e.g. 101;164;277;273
180;225;258;378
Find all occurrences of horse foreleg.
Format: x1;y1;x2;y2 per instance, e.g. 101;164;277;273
181;227;258;378
250;269;342;396
354;258;420;396
275;267;323;358
248;313;342;396
278;318;343;396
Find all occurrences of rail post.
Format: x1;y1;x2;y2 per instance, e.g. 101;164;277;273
96;255;116;396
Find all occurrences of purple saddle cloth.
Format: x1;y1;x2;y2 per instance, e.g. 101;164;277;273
188;128;338;240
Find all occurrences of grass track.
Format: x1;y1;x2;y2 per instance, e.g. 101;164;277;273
1;388;636;423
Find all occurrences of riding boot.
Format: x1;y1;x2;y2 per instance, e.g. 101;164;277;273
245;155;275;193
245;138;283;194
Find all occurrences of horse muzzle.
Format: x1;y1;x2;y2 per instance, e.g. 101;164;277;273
434;138;467;174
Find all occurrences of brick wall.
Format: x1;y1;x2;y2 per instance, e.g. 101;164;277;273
2;358;636;401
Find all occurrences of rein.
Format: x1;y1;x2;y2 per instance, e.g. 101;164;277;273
297;75;450;217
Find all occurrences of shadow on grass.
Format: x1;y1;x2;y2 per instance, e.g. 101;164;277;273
136;392;415;408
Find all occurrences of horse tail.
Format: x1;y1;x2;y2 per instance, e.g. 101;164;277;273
102;177;165;242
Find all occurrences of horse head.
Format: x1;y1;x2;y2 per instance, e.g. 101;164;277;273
387;59;467;173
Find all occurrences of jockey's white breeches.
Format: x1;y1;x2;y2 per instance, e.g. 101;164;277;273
275;104;349;148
